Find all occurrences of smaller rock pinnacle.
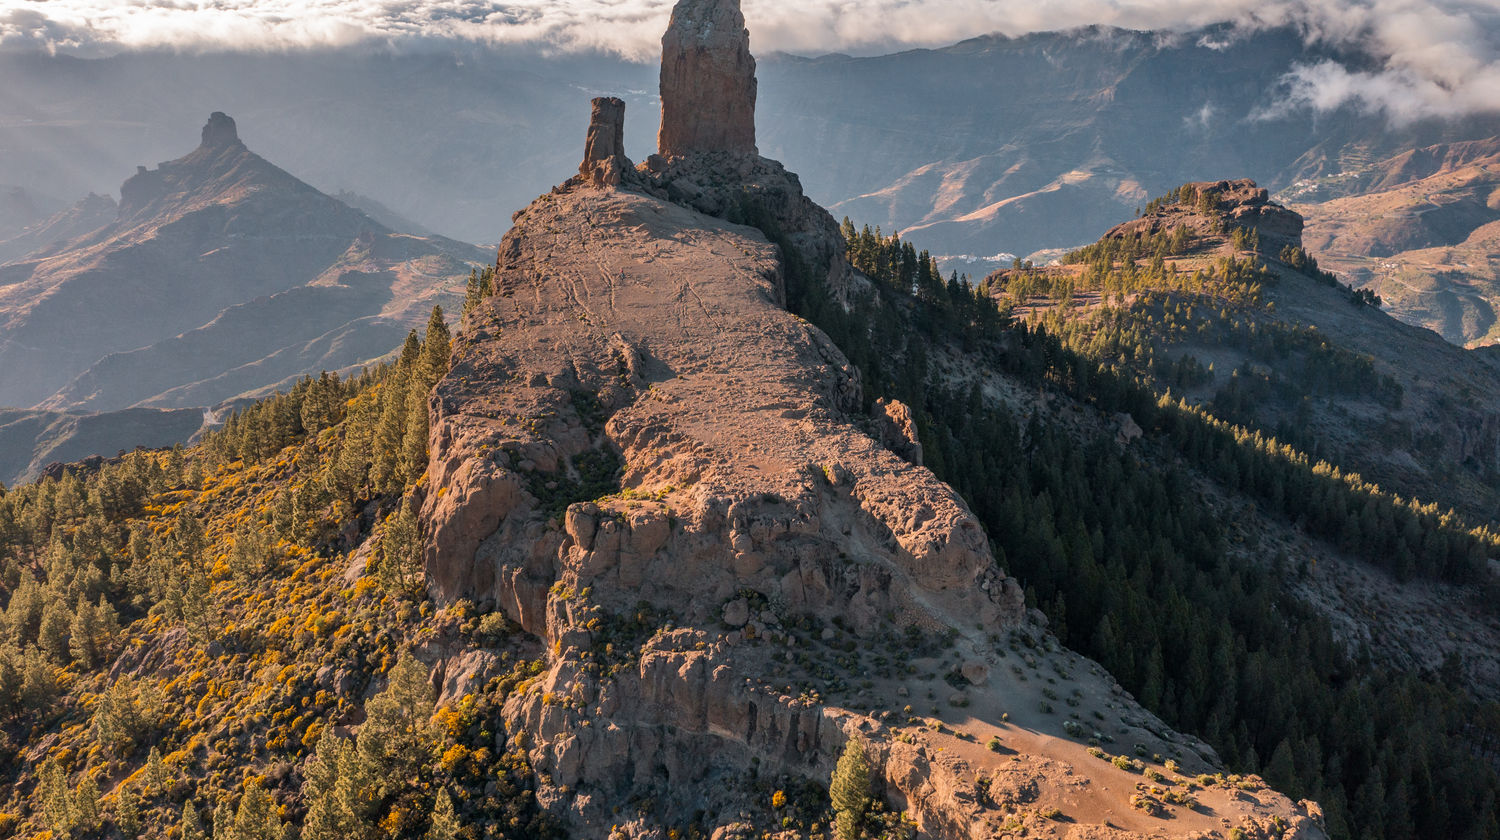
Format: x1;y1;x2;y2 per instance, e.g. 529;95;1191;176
580;97;632;187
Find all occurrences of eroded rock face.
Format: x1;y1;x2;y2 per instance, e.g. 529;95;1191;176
580;97;632;188
875;397;923;466
426;183;1028;829
658;0;757;157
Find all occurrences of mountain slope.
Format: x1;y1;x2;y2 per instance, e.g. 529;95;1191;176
0;193;118;266
0;112;484;411
975;180;1500;701
989;180;1500;525
0;405;204;487
757;26;1500;261
1286;137;1500;346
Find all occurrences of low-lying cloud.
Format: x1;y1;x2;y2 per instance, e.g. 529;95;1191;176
1;0;1497;122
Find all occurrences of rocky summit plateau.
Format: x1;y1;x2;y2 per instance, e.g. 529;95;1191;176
417;1;1325;836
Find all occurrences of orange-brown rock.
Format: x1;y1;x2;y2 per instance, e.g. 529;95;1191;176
417;8;1326;839
658;0;757;157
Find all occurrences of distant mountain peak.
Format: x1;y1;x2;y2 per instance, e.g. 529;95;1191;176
200;110;241;150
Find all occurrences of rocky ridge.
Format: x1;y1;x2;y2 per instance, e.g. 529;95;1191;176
419;1;1326;836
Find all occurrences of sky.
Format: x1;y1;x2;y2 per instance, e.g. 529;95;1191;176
1;0;1498;122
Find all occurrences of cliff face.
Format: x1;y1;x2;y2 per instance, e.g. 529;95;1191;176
417;2;1328;837
425;177;1325;840
425;181;1035;831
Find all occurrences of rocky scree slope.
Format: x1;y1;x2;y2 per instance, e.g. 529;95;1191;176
0;112;484;412
417;1;1327;836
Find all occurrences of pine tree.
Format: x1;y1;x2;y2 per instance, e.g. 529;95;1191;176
143;745;169;797
462;267;494;318
229;521;272;582
357;654;437;784
68;598;98;667
116;782;142;838
72;774;102;835
370;335;418;495
182;802;207;840
377;498;422;598
40;757;73;835
830;737;871;840
333;734;380;829
21;645;58;708
400;383;430;487
211;796;234;840
420;306;451;389
231;779;282;840
0;643;20;717
301;730;354;840
181;566;215;642
424;789;460;840
37;598;71;662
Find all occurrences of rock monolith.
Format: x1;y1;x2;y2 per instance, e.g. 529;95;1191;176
658;0;757;157
580;97;631;187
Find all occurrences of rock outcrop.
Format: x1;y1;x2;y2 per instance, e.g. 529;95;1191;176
657;0;757;158
1105;178;1304;256
580;97;632;188
426;180;1325;840
875;397;923;466
418;9;1328;840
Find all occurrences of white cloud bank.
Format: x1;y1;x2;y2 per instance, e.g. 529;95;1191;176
1;0;1497;121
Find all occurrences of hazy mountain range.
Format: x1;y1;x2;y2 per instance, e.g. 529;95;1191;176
3;22;1500;483
0;111;482;484
2;25;1497;254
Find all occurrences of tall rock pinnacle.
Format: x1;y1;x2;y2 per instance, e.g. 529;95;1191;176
579;97;632;187
657;0;758;157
